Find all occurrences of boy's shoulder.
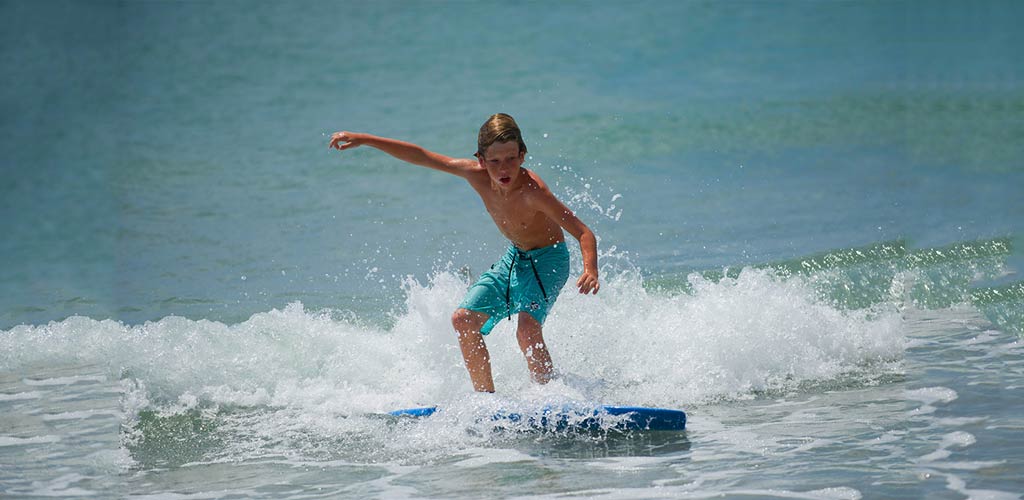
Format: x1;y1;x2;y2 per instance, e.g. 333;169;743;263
522;168;553;193
519;169;564;210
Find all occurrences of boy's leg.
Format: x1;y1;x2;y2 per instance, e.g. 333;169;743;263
516;312;554;385
451;308;495;392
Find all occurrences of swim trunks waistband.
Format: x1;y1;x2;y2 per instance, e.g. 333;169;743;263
511;241;566;257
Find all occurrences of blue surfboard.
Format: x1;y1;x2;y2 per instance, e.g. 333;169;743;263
388;405;686;431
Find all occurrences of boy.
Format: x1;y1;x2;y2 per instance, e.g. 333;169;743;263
329;113;599;392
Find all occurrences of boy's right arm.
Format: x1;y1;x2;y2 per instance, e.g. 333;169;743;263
329;131;478;178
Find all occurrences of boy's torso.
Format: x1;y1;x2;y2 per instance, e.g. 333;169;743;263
466;168;565;250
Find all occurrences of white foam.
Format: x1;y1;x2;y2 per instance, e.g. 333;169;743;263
19;473;96;498
0;434;62;447
1;267;905;455
940;431;977;448
41;410;122;422
22;375;107;386
540;267;905;406
906;387;959;416
0;390;46;401
451;447;536;467
919;431;977;464
905;387;958;405
938;471;1022;500
517;485;863;500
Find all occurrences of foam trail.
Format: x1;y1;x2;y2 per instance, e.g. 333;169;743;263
1;265;905;414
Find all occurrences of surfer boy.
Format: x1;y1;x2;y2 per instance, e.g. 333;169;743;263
329;114;599;393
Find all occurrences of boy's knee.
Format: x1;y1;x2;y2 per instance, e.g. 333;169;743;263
516;327;544;347
451;308;476;329
451;309;465;324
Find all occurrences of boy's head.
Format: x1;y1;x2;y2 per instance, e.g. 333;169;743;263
476;113;527;159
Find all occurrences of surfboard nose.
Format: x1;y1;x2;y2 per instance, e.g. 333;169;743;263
388;406;438;417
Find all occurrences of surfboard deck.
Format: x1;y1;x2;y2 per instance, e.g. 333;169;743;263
388;405;686;431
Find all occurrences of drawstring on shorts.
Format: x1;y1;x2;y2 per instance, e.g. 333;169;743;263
505;250;549;322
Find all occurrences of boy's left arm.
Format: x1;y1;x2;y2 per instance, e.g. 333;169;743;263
532;191;600;295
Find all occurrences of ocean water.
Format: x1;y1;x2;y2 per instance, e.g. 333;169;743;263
2;1;1023;498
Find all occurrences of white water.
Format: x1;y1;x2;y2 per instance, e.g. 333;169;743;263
2;267;906;466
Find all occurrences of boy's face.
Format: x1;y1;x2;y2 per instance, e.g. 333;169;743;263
478;140;525;187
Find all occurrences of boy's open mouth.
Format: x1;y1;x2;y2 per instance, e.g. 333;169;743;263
499;176;511;184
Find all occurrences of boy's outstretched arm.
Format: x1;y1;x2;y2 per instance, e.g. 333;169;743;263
531;190;600;295
329;131;477;177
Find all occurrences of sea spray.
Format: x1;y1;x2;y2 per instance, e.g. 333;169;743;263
0;240;920;466
1;265;906;411
542;267;905;406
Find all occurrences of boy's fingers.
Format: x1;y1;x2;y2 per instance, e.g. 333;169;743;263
576;274;599;294
328;132;350;150
329;139;356;151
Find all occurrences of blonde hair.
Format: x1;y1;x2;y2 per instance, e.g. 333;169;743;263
476;113;527;158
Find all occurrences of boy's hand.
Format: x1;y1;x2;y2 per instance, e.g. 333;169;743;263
577;271;599;295
328;131;363;151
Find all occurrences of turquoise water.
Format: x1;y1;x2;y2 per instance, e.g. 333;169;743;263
2;1;1023;498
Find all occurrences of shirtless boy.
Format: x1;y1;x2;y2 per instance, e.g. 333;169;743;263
329;113;599;392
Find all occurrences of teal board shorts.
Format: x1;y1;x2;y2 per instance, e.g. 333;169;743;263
458;242;571;335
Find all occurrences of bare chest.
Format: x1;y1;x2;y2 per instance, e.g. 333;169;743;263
466;172;564;248
480;194;539;232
